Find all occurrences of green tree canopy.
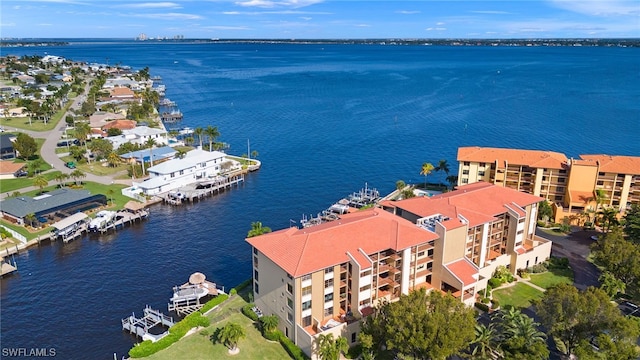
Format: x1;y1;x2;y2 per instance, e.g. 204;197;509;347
591;228;640;297
13;133;37;159
247;221;272;238
624;204;640;243
88;138;113;160
315;334;348;360
535;284;639;358
381;288;476;360
420;162;435;189
216;322;245;351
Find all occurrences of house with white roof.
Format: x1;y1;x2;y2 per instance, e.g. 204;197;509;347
130;149;240;195
106;126;168;149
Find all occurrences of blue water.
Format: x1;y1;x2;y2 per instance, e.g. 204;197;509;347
1;41;639;359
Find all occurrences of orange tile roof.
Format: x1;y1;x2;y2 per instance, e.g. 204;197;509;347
571;158;597;167
109;87;135;97
458;146;568;169
0;161;25;175
102;119;136;130
391;182;542;227
445;258;478;286
569;190;594;204
246;208;438;277
580;154;640;175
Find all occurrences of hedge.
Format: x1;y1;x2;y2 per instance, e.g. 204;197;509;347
234;278;252;291
241;303;259;321
129;312;210;358
475;302;490;312
276;331;310;360
199;293;229;314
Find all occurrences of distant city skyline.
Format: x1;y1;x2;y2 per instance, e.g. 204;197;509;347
1;0;639;39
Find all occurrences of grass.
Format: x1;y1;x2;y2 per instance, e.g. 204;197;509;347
59;155;128;177
0;170;63;193
0;97;74;132
492;283;544;309
145;287;292;360
0;219;53;241
528;268;574;289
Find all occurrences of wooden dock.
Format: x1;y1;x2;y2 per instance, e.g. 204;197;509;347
122;305;175;342
1;256;18;276
160;174;244;206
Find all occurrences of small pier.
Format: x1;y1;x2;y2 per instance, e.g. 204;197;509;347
300;183;380;228
1;256;18;276
161;110;183;123
122;305;175;342
160;174;244;206
168;272;225;316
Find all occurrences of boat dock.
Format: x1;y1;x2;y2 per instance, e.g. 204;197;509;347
122;305;175;342
1;256;18;276
56;206;149;243
160;110;183;123
159;174;244;206
168;272;226;316
300;183;380;228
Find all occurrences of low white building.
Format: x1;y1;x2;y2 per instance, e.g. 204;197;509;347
107;126;168;149
130;149;240;195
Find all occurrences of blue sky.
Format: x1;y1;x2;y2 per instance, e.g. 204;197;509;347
1;0;639;39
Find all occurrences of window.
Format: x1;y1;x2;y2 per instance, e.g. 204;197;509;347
558;177;565;183
253;256;258;267
324;307;333;317
517;230;524;235
427;249;434;257
302;300;312;311
253;248;258;255
478;171;485;176
324;278;333;288
287;312;293;323
302;274;311;282
463;161;470;166
287;298;293;309
302;315;312;327
426;262;433;270
287;283;293;294
351;333;357;343
417;251;425;257
359;284;371;292
599;172;605;176
254;282;259;294
324;293;333;302
179;170;184;175
201;162;207;168
555;195;563;201
462;170;469;175
462;178;469;184
360;270;371;277
254;270;259;281
170;172;175;178
325;267;333;274
302;286;312;296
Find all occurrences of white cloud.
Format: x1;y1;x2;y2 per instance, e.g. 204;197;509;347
470;10;511;15
1;22;16;27
425;27;447;31
548;0;640;16
300;16;312;20
235;0;323;8
117;2;182;9
221;10;331;15
127;12;203;20
396;10;420;15
355;24;371;27
436;22;445;25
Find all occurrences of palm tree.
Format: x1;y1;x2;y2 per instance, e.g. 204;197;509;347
502;313;546;347
259;315;279;334
420;162;435;189
54;172;68;188
594;188;608;212
74;121;91;151
446;175;459;190
107;151;121;168
33;174;48;194
70;169;86;186
218;322;245;352
247;221;272;238
204;125;220;151
194;127;204;149
144;138;156;168
28;158;44;175
107;188;115;206
598;207;620;233
175;149;187;159
395;180;406;192
25;213;37;228
435;159;450;184
468;324;502;360
316;334;348;360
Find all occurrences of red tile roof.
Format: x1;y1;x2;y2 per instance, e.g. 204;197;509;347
246;208;438;277
458;146;568;169
102;119;136;130
445;258;478;286
391;183;542;227
0;161;25;175
580;154;640;175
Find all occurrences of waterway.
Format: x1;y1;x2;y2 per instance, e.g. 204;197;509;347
1;41;638;359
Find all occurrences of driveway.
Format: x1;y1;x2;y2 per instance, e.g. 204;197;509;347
536;227;601;290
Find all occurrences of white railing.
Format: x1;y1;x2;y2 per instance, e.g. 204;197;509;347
0;225;27;244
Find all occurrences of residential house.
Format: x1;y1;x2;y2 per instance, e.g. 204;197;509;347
106;126;168;150
246;182;551;358
0;134;16;159
131;149;238;195
109;87;135;100
0;160;26;179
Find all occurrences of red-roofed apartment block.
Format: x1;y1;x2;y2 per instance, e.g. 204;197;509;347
457;146;640;224
246;182;551;358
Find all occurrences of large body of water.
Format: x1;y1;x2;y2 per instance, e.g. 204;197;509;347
1;40;639;359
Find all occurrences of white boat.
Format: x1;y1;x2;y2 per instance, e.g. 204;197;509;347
88;211;116;232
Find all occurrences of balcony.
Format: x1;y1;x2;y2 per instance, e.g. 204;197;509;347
377;276;397;287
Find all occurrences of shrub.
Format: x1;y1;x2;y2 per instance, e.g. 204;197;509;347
278;331;309;360
530;263;548;273
481;296;491;304
229;288;237;296
537;220;547;227
549;256;570;269
475;302;490;312
199;294;229;314
263;329;280;341
346;344;363;359
517;268;530;279
199;329;209;337
234;278;252;291
241;303;259;321
491;299;500;309
488;278;503;288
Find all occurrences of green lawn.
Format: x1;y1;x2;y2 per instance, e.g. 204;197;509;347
492;283;544;309
0;219;52;241
0;170;62;193
145;290;292;360
59;155;129;177
0;98;73;132
528;268;574;289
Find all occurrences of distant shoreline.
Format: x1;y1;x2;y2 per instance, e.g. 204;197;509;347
2;38;639;48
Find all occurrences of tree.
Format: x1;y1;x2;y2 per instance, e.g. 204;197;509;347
88;138;113;160
28;158;44;176
395;180;406;192
70;169;86;186
599;271;626;298
74;121;91;152
259;314;279;334
316;334;348;360
591;228;640;297
217;322;245;352
384;288;476;360
247;221;272;238
535;284;638;357
435;159;450;184
420;162;434;189
106;127;122;136
33;175;48;194
598;207;620;233
69;145;86;162
24;213;36;228
144;138;156;170
175;149;187;159
194;127;204;148
107;188;115;205
538;200;553;223
204;125;220;151
594;188;608;211
467;324;501;360
499;310;548;359
401;188;415;199
251;150;258;159
446;175;458;190
107;151;121;167
13;133;37;159
624;204;640;243
54;172;69;188
358;332;376;360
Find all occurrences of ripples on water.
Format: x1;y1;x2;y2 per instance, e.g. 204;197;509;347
1;42;639;359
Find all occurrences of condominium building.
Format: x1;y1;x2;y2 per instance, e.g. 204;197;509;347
457;147;640;223
246;182;551;358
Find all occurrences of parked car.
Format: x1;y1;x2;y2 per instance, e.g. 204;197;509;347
16;170;28;177
65;161;76;169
